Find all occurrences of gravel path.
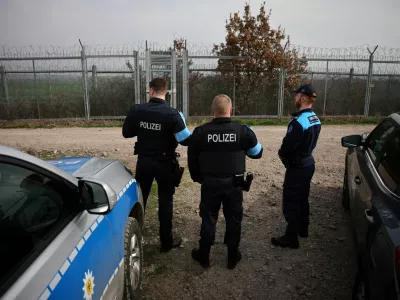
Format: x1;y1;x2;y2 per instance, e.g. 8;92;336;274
0;124;375;300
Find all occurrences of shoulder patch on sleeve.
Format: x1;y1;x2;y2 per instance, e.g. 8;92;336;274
308;115;320;124
287;125;293;133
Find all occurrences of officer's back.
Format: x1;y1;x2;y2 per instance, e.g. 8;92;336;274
122;77;190;252
188;94;263;270
123;91;190;157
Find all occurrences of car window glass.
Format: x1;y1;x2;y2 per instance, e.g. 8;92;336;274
377;129;400;196
366;119;395;164
0;162;68;288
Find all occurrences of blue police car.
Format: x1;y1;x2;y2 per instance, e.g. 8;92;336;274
0;145;145;300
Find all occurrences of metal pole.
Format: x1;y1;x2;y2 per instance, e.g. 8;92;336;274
145;49;151;101
182;49;189;118
48;72;52;103
323;60;329;116
233;61;236;116
134;51;141;105
0;66;9;104
278;68;285;118
171;50;177;108
364;46;378;117
92;65;97;91
81;48;90;119
33;60;40;119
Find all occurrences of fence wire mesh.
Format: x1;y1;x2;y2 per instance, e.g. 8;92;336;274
0;43;399;120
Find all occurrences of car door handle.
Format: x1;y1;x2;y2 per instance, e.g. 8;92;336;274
364;209;375;225
354;176;362;185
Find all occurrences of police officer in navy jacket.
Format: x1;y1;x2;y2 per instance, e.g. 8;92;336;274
122;77;191;252
271;84;321;249
188;94;263;269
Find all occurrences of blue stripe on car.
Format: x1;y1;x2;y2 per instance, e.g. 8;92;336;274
40;180;139;300
47;157;92;175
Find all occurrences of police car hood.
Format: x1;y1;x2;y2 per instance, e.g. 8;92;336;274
47;156;115;178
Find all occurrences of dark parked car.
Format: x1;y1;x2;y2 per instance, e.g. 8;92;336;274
342;112;400;300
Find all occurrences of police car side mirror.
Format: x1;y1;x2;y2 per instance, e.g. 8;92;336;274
78;178;117;215
341;135;363;148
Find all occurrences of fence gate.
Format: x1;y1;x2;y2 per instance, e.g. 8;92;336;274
145;49;177;107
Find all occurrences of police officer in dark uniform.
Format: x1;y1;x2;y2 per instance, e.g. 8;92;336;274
122;77;191;252
271;84;321;249
188;94;263;269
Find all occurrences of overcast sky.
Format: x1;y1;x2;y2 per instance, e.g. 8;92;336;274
1;0;399;49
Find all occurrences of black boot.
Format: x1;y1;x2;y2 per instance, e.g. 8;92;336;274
271;235;299;249
298;228;308;238
160;236;182;253
192;248;210;268
227;249;242;270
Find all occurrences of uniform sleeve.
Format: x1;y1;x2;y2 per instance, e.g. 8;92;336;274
278;120;303;159
172;111;191;146
243;126;263;159
122;105;138;138
188;127;203;183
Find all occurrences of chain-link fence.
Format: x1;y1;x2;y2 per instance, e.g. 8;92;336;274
0;43;399;120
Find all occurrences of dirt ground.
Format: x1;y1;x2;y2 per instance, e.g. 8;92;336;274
0;124;375;300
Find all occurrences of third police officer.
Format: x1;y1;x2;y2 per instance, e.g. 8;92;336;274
122;77;191;252
188;94;263;269
271;83;321;249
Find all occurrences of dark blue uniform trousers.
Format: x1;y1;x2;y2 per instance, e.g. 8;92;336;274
135;156;175;247
283;164;315;239
199;177;243;258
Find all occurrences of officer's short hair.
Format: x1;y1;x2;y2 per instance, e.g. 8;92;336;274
213;94;232;114
150;78;168;93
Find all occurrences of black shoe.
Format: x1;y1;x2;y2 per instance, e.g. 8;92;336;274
271;235;299;249
227;251;242;270
298;230;308;238
160;236;182;253
192;248;210;268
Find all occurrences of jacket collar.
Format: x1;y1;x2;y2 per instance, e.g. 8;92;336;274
212;117;232;123
150;97;167;105
291;108;313;117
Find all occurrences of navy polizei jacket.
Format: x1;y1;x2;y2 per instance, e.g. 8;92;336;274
278;108;321;168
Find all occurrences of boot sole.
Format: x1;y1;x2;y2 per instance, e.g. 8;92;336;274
271;239;299;249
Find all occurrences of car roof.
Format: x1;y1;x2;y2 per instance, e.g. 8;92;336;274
0;145;78;185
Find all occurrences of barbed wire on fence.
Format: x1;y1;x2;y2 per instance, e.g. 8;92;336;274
1;42;400;60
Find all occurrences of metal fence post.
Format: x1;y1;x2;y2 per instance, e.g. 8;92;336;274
48;72;53;103
323;61;329;116
364;46;378;117
145;48;151;101
0;66;9;104
171;50;177;109
233;61;236;116
81;48;90;119
182;49;189;118
134;51;141;105
92;65;97;91
32;60;40;119
278;68;285;118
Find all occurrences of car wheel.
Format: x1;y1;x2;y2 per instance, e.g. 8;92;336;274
352;269;369;300
342;168;350;210
123;217;143;300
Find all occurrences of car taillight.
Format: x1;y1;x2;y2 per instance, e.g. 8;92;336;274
395;247;400;289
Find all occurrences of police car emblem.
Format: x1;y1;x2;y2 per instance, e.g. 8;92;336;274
82;270;95;300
